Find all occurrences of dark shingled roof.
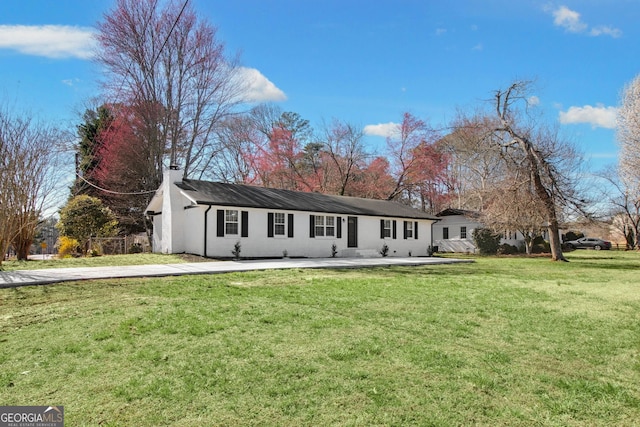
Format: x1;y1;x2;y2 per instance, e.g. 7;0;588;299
177;179;438;220
436;208;481;218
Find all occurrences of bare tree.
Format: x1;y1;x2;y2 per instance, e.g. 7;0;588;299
95;0;243;181
617;74;640;245
0;107;63;265
319;119;368;196
492;81;585;261
597;170;640;249
442;113;506;211
214;114;263;183
482;170;548;254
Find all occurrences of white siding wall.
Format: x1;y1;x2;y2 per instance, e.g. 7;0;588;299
432;214;527;253
171;205;434;258
432;215;483;253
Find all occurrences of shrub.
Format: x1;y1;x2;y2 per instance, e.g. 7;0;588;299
563;231;584;242
56;195;119;255
331;243;338;258
129;243;143;254
379;243;389;257
472;228;502;255
532;241;551;254
231;241;241;259
58;236;80;258
497;243;519;255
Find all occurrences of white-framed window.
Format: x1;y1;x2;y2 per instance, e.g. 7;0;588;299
274;212;285;236
382;219;392;238
443;227;449;240
406;221;413;239
315;215;335;237
460;226;467;239
225;210;239;235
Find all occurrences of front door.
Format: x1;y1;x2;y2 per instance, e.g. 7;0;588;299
347;216;358;248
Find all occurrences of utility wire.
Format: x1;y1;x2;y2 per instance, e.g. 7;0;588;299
76;172;157;195
77;0;190;196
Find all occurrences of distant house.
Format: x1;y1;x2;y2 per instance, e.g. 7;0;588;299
146;169;439;258
433;208;525;253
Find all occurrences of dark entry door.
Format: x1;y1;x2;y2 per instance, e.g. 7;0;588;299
347;216;358;248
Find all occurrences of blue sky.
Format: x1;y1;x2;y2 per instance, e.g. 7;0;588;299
1;0;638;174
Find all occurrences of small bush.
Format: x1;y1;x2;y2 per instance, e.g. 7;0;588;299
472;228;502;255
497;243;519;255
58;236;80;258
563;230;584;242
129;243;143;254
331;243;338;258
532;241;551;254
379;243;389;257
231;241;242;260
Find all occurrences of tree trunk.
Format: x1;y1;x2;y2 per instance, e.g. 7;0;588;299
527;149;567;261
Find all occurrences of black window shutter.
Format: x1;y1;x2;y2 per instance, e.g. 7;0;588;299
393;220;397;239
288;214;294;238
380;219;385;239
309;215;315;238
267;213;274;237
337;216;342;238
415;221;418;239
216;210;224;237
241;211;249;237
403;221;408;239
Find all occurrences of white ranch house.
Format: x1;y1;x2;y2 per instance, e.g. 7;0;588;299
146;169;439;258
433;208;525;253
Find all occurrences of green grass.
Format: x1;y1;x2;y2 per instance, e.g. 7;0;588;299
1;251;639;426
0;253;194;271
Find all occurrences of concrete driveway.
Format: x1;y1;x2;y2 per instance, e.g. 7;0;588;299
0;257;472;288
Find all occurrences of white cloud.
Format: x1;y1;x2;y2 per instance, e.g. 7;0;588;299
552;6;588;33
590;25;622;38
527;96;540;106
0;25;96;59
472;43;483;51
558;104;618;129
236;67;287;103
363;122;400;138
549;6;621;38
62;78;78;86
435;28;447;36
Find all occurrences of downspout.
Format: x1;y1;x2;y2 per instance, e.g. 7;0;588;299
430;218;441;256
204;205;212;258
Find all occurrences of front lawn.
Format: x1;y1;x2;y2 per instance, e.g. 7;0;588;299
1;251;639;426
0;253;197;271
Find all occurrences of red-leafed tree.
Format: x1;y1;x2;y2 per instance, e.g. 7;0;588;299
91;104;156;234
96;0;242;181
348;156;396;200
383;112;451;212
244;111;313;191
407;141;452;214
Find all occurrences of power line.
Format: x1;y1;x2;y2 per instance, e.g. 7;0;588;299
76;172;157;195
76;0;191;196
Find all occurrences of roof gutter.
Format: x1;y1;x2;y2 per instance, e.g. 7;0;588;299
204;205;212;258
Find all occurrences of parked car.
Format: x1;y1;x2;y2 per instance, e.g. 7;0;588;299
564;237;611;250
